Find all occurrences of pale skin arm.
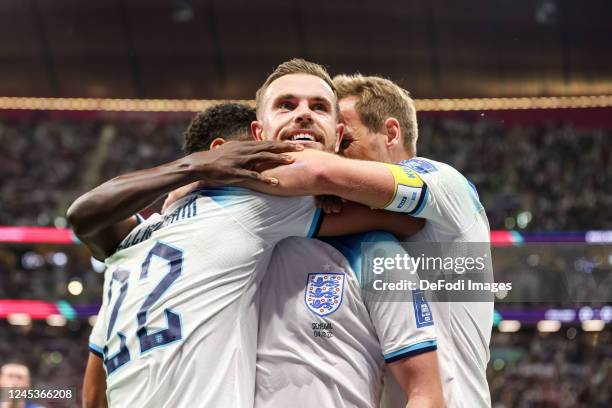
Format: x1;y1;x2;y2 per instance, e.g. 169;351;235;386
242;148;397;209
254;149;430;237
164;180;424;238
82;353;107;408
388;351;444;408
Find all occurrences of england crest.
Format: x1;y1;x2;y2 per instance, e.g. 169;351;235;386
304;273;345;317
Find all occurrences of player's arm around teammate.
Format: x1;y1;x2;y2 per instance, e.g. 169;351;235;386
68;141;427;261
67;140;302;260
244;147;396;208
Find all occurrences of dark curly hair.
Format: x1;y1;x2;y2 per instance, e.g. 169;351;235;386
183;103;256;154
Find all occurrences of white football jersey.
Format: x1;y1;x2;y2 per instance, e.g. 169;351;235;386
89;187;321;408
255;233;437;408
381;157;494;408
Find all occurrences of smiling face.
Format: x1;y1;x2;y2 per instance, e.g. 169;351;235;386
252;73;343;152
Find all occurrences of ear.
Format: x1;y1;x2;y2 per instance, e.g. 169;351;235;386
334;123;345;153
251;120;264;141
383;117;401;149
209;137;226;150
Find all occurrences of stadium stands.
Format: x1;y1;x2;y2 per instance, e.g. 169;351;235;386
1;115;609;231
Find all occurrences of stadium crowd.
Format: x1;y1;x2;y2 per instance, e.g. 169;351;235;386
0;321;88;408
1;323;610;408
417;117;611;231
488;330;612;408
0;115;610;231
0;244;103;302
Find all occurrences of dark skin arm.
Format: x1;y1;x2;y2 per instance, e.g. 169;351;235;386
82;353;107;408
67;141;303;260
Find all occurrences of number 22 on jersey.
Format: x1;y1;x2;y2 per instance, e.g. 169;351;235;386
104;241;183;375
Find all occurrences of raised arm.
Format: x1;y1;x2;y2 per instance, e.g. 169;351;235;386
67;141;302;260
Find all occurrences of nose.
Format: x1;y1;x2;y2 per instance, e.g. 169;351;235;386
294;101;313;124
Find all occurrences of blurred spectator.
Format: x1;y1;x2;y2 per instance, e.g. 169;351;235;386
0;361;45;408
0;322;88;408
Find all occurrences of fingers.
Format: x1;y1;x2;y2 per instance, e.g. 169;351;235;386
161;197;172;214
323;200;341;214
315;195;344;214
243;152;295;167
239;140;304;154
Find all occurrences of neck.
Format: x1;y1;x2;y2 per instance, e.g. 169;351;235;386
388;148;413;164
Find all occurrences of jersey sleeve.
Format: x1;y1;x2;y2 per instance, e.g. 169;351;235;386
89;271;110;358
383;158;484;233
362;234;437;363
193;187;322;245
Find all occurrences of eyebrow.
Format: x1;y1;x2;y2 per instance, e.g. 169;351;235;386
275;94;296;102
274;94;333;106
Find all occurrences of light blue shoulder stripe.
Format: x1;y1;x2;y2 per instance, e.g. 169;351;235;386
307;208;322;237
89;342;104;357
384;339;437;360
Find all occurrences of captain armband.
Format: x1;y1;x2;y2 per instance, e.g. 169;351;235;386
381;164;429;215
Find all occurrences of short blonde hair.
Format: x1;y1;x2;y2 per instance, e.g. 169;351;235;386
256;58;338;118
334;74;418;156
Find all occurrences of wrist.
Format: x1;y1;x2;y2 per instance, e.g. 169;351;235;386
175;154;210;182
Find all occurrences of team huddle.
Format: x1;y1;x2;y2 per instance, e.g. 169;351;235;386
68;59;493;408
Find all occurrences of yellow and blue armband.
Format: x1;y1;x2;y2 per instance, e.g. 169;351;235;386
381;164;428;215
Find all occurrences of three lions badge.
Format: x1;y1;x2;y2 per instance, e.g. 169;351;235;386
305;273;345;316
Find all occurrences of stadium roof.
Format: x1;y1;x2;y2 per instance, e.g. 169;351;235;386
0;0;610;99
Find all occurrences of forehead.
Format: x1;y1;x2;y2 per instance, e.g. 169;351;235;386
1;364;28;376
264;73;336;105
339;96;363;126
